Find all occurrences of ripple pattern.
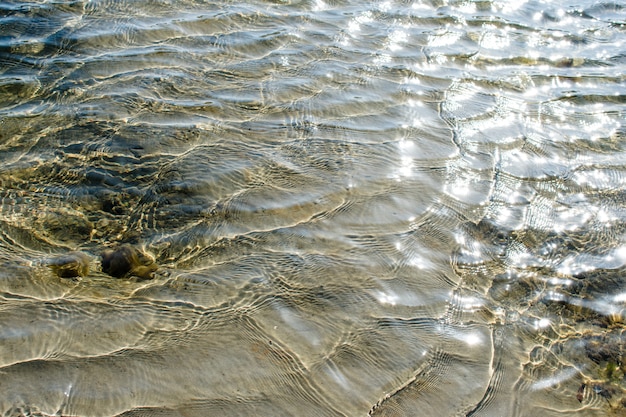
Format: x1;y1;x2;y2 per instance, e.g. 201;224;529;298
1;0;625;416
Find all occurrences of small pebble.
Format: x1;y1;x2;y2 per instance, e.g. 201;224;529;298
47;251;91;278
101;245;158;279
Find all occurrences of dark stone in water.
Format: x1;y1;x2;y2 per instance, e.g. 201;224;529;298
101;244;158;279
47;251;91;278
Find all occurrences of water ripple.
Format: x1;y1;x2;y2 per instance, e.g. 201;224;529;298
1;0;625;416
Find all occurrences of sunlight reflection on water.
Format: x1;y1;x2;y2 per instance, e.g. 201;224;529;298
0;0;625;416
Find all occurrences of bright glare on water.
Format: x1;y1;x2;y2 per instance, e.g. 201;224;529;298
0;0;625;416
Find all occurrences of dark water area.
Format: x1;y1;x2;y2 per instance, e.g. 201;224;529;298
0;0;625;416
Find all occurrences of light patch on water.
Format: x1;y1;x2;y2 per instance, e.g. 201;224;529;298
397;156;413;179
494;0;529;13
446;179;472;200
573;170;608;188
547;277;573;287
1;1;624;415
493;206;513;224
522;78;551;97
461;332;483;346
377;1;392;12
614;246;626;264
409;256;431;270
411;3;431;12
479;25;511;50
555;246;626;278
507;191;525;205
567;296;623;319
506;245;536;270
64;382;73;398
373;54;392;66
372;281;425;307
597;246;626;271
595;207;615;224
580;108;621;141
347;11;373;35
530;366;579;391
278;305;320;347
554;205;593;232
338;10;375;46
390;140;416;180
374;290;399;306
403;77;421;86
324;362;351;391
544;289;568;304
458;243;484;264
446;326;485;347
533;318;551;330
454;231;467;247
456;295;484;313
394;235;434;270
556;255;595;276
387;29;409;52
312;0;327;12
404;98;428;128
614;292;626;303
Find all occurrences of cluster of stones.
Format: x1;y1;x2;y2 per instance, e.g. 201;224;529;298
47;245;158;280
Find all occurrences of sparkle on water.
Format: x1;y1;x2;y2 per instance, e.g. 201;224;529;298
0;0;625;416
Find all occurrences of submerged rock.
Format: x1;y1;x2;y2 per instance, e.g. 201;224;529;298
101;245;158;279
47;251;91;278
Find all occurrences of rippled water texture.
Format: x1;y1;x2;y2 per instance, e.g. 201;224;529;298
1;0;625;416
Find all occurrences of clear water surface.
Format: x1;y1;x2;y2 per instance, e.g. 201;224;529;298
0;0;625;416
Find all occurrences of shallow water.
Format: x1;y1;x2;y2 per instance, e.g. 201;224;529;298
1;0;625;416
